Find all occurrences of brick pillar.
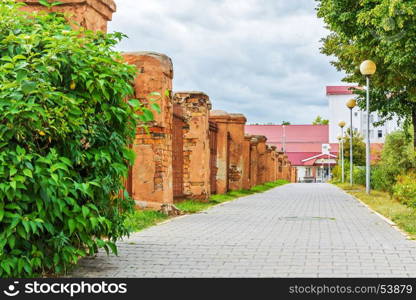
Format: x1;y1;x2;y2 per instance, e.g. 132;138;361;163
291;167;297;183
249;137;259;188
227;114;247;191
276;152;284;180
242;136;252;190
209;111;230;194
265;146;272;183
282;154;291;182
256;135;267;185
174;92;211;201
270;146;278;182
123;52;174;209
19;0;116;32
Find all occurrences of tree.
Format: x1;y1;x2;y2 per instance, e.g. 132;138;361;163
312;115;329;125
316;0;416;147
342;129;366;166
281;121;291;125
0;1;156;277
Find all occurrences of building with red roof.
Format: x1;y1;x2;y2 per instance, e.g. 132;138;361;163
245;124;339;182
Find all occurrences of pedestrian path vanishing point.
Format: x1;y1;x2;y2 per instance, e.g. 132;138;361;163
72;183;416;277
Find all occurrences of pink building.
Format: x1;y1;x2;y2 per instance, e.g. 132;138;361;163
245;125;338;182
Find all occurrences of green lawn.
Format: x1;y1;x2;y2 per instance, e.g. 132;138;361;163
124;210;169;233
176;180;289;214
126;180;289;232
335;183;416;239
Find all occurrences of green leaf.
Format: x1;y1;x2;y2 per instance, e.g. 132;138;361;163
16;225;27;239
82;206;90;218
0;204;4;222
10;181;17;191
21;81;37;94
9;168;17;177
23;169;33;178
151;103;161;113
38;0;51;7
128;99;141;109
107;242;118;256
8;235;16;249
68;219;76;234
1;261;11;276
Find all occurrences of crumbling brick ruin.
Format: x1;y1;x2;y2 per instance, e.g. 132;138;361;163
19;0;116;32
20;0;297;210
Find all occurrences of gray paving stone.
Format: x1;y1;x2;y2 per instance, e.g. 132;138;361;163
70;183;416;278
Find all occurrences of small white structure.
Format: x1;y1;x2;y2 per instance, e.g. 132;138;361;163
327;86;400;144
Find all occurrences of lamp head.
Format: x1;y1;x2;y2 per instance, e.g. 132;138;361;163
360;60;376;76
346;98;357;109
338;121;346;128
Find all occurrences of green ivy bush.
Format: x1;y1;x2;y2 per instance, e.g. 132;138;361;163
393;173;416;208
0;1;153;277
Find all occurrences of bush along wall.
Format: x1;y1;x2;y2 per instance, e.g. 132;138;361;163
0;1;153;277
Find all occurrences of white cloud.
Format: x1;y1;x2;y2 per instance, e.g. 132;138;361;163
108;0;345;124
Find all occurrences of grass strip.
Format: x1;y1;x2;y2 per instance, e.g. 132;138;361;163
126;180;289;232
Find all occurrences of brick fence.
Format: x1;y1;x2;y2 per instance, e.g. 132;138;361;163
20;0;297;210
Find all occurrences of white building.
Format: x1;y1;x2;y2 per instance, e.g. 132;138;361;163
327;86;400;144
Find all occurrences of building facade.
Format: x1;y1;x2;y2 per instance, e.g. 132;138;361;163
327;86;400;144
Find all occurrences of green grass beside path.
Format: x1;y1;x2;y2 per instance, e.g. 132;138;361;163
335;183;416;240
126;180;289;232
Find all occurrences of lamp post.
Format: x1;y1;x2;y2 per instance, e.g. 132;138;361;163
338;121;346;183
346;99;356;186
360;60;377;194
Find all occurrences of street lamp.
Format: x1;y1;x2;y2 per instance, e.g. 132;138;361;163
360;60;377;194
338;121;346;183
346;99;356;186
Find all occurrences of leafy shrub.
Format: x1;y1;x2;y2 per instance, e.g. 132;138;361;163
393;173;416;207
371;165;394;192
373;130;416;193
353;166;366;186
0;1;152;277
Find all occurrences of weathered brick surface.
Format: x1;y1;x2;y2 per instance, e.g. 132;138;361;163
255;136;267;185
209;111;230;194
290;167;298;183
249;137;259;188
242;136;252;190
227;114;247;191
123;52;174;209
174;92;212;201
19;0;116;32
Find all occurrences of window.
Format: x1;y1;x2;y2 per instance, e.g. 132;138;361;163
369;130;374;139
305;168;311;177
354;112;358;117
378;130;383;138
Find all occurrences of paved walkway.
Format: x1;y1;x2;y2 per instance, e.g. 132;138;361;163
72;183;416;277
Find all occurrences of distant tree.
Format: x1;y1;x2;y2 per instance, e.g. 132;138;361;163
343;129;366;166
312;116;329;125
281;121;291;125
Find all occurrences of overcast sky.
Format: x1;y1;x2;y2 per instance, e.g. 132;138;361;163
108;0;346;124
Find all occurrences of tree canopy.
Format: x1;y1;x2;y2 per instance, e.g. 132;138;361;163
342;129;366;166
316;0;416;146
312;115;329;125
